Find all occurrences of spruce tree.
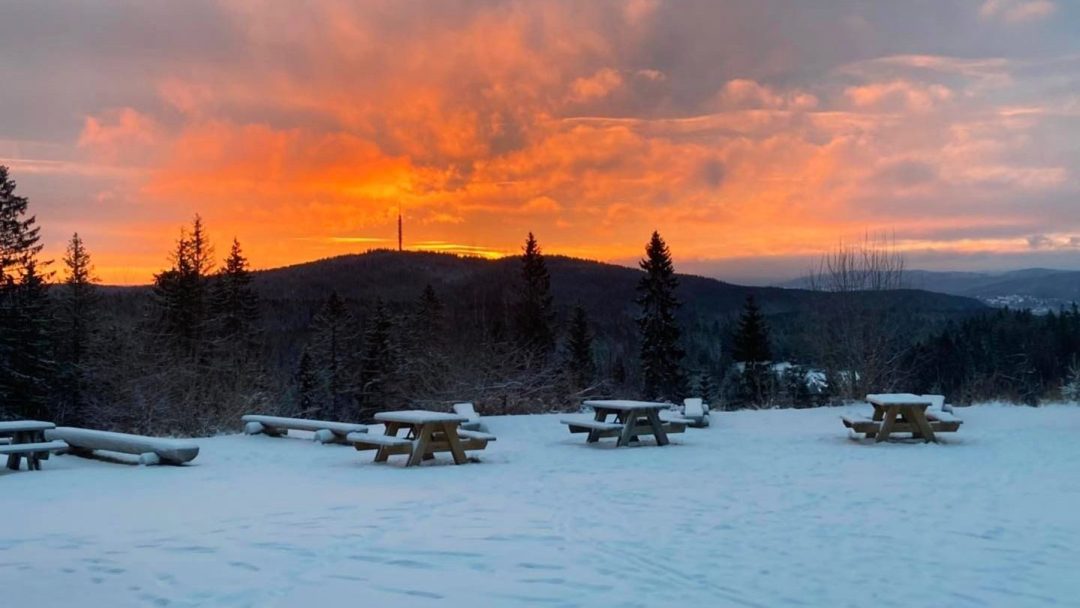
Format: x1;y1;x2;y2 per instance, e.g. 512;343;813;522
211;238;259;360
0;166;52;419
733;295;773;407
309;291;358;420
294;349;318;415
514;232;555;356
733;295;771;363
54;233;100;424
153;215;214;359
565;305;595;388
636;231;685;400
360;300;398;411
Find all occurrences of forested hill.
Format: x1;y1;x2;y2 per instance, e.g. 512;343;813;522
249;249;986;320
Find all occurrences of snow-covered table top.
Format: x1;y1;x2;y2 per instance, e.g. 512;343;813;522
374;410;469;424
583;400;670;411
0;420;55;434
866;394;935;407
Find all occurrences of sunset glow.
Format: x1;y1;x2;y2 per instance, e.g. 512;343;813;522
2;1;1079;284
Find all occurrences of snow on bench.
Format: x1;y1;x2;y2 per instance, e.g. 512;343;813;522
346;432;414;450
1;440;68;471
45;427;200;465
841;415;881;434
452;402;488;432
241;415;368;444
456;428;497;442
560;418;624;432
0;440;68;455
679;398;710;428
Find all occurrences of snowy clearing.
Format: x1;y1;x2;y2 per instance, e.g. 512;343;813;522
3;404;1080;607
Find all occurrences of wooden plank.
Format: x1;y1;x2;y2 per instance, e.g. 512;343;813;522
645;409;670;446
457;429;496;442
905;406;937;443
876;406;899;443
442;422;468;465
407;424;435;467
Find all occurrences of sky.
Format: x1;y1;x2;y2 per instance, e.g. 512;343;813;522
1;0;1079;285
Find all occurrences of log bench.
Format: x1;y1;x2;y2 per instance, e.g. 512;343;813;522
45;427;200;465
241;415;369;444
0;440;68;471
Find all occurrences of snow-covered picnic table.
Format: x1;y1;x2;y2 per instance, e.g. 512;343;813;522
348;410;492;467
0;420;66;471
843;394;960;443
562;400;686;447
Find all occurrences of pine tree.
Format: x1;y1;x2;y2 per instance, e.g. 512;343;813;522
211;238;259;360
0;166;52;419
54;233;100;424
360;300;398;411
400;285;449;398
309;291;358;420
153;215;214;359
733;295;771;363
294;349;318;415
636;231;685;400
565;305;595;388
695;372;716;405
514;232;555;356
733;295;773;407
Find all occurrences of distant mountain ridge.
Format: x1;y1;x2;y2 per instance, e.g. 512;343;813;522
249;250;986;321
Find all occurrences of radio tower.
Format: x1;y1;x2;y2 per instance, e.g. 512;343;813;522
397;202;403;252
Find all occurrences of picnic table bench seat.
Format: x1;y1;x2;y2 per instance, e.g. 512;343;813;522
241;415;368;444
347;432;414;449
560;418;625;433
46;427;200;465
0;440;68;471
456;428;497;442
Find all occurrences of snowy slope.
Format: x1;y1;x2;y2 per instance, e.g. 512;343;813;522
3;405;1080;607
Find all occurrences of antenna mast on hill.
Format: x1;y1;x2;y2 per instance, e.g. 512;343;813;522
397;201;403;252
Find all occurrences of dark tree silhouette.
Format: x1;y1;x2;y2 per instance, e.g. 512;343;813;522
514;232;555;356
636;231;685;400
54;233;100;424
565;305;595;388
0;166;52;420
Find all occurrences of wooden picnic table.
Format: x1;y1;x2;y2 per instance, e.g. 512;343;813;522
369;410;475;467
569;400;681;447
865;394;937;443
0;420;57;471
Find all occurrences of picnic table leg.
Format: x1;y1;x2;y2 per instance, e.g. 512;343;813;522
375;422;401;463
907;407;937;443
587;408;607;443
442;422;468;465
616;411;640;447
407;424;435;467
876;406;899;443
645;409;670;446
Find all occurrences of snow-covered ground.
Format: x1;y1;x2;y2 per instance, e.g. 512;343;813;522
4;404;1080;607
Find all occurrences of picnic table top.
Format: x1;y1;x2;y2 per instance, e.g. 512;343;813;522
583;400;670;411
374;410;469;424
866;394;935;407
0;420;55;433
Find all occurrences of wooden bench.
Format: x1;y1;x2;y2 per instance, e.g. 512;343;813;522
241;415;368;444
561;417;687;441
347;432;414;451
456;429;497;442
46;427;200;465
0;440;68;471
561;419;624;434
926;409;963;433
